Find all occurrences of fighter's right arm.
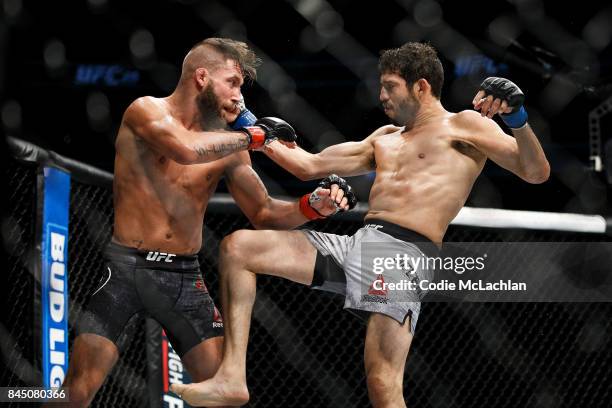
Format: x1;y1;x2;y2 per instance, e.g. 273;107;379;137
123;97;250;164
263;125;400;180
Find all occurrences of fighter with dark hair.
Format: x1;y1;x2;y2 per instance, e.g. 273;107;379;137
172;42;550;407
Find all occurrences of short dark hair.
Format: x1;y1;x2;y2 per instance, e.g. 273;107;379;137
191;37;261;82
378;42;444;99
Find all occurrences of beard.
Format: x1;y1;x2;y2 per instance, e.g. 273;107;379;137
388;93;420;130
196;83;227;130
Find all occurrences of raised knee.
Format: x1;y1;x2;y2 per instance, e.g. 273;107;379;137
220;230;253;264
367;372;403;407
220;231;245;257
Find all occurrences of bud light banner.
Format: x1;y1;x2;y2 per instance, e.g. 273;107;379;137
40;166;70;388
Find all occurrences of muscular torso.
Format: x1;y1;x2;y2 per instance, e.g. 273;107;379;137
366;113;486;242
113;116;228;254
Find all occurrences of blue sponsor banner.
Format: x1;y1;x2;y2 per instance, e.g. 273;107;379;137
41;167;70;388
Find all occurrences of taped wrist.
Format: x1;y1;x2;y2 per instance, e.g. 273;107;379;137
299;194;325;220
501;106;528;129
241;127;266;149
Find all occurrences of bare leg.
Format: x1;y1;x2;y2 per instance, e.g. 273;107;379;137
364;313;413;408
171;230;317;407
49;333;119;408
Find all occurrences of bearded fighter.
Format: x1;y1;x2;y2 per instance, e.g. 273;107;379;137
56;37;356;407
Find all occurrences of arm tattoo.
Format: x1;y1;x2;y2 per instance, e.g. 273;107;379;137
193;137;249;157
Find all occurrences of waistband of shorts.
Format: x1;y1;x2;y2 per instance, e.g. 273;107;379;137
104;241;200;271
362;219;440;258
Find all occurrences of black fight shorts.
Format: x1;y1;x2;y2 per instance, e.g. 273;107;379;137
77;242;223;357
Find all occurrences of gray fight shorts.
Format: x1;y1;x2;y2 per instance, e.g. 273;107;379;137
302;219;438;334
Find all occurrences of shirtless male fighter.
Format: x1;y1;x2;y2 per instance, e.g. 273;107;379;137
171;42;550;407
58;37;355;407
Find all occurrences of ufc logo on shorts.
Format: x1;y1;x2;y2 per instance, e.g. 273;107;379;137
146;251;176;263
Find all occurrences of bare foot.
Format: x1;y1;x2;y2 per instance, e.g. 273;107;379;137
170;376;249;407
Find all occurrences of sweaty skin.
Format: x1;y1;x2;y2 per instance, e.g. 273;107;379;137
112;95;342;254
112;57;254;254
113;98;241;254
112;58;346;254
263;74;549;243
264;117;483;243
365;115;485;243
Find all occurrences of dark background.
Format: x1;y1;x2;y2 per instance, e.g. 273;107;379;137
2;2;612;407
2;0;612;214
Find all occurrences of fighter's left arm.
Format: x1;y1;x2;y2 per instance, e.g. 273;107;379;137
224;152;354;229
461;77;550;184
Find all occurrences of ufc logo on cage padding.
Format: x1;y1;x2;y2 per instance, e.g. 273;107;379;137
145;252;176;263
